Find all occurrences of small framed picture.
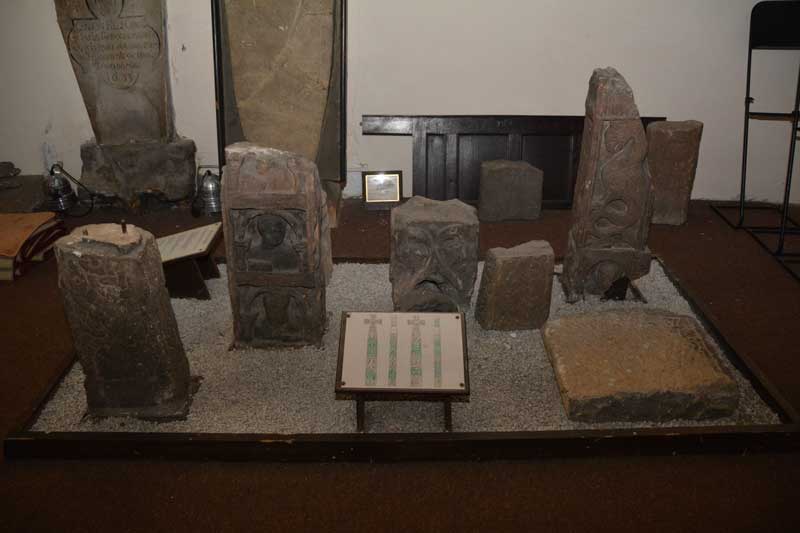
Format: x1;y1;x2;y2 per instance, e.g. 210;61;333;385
362;171;403;210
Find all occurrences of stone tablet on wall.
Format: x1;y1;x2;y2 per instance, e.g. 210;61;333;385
222;142;331;348
54;0;171;145
225;0;334;161
562;67;653;301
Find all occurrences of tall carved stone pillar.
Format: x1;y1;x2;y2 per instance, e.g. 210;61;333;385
55;223;192;419
562;67;653;301
223;143;331;348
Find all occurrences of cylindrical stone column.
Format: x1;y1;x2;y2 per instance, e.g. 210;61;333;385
55;223;191;419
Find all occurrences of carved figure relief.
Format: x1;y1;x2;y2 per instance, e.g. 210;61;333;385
231;209;306;273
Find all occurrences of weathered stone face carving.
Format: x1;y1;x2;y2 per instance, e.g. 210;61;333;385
562;68;653;301
390;197;479;311
223;143;331;348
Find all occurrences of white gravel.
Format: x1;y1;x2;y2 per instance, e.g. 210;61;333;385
32;261;780;434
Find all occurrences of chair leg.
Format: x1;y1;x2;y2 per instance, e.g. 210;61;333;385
776;62;800;255
739;49;755;228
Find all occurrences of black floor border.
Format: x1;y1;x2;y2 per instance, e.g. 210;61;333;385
5;258;799;463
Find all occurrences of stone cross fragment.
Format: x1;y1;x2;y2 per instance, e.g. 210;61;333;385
222;142;332;348
562;67;653;302
54;223;192;419
646;120;704;225
388;316;398;386
390;196;479;312
479;160;544;222
475;240;555;330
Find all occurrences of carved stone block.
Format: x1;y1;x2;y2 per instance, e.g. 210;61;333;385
479;160;543;222
646;120;703;225
475;241;554;330
390;196;479;311
563;67;653;301
54;223;192;419
222;142;331;348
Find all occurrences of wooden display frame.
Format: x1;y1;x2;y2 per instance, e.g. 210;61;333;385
4;259;800;462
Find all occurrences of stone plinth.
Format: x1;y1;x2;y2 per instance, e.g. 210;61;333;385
80;139;196;202
54;0;196;202
562;67;653;301
54;223;192;419
479;160;543;222
222;142;331;348
390;196;479;311
225;0;334;161
542;310;738;422
476;241;554;330
646;120;704;225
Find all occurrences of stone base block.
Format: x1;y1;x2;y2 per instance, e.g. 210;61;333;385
80;138;197;203
476;240;554;330
479;160;543;222
542;309;738;422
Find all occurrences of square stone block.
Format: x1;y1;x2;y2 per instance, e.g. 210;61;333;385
479;160;543;222
542;309;738;422
475;240;554;330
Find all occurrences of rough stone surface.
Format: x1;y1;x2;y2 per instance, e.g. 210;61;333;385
542;309;739;422
476;241;554;330
54;223;191;419
390;196;479;311
647;120;704;225
563;67;654;301
225;0;334;160
54;0;172;145
80;139;196;202
222;142;331;348
479;160;543;222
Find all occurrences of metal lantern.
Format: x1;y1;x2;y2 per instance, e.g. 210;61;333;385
43;163;79;212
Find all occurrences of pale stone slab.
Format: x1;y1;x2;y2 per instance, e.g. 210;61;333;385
55;223;192;419
225;0;334;160
475;240;554;330
542;309;738;422
54;0;172;145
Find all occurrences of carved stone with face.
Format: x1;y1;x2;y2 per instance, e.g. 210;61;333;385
390;197;479;311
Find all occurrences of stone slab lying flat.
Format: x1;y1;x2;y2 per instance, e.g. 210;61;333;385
542;309;738;422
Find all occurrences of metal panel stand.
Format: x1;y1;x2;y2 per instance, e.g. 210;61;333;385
710;1;800;282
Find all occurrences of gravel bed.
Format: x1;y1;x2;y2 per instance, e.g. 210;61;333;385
32;261;780;434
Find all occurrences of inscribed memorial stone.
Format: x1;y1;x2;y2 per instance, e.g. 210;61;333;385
222;142;331;348
54;223;192;419
562;67;653;301
54;0;196;202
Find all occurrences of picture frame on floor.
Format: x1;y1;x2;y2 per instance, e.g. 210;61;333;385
362;170;402;210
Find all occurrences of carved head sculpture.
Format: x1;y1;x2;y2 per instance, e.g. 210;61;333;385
390;197;479;311
256;214;288;249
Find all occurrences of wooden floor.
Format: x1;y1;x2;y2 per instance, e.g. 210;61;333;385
1;199;799;533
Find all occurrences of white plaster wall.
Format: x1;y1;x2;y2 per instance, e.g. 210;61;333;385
0;0;218;177
346;0;800;202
